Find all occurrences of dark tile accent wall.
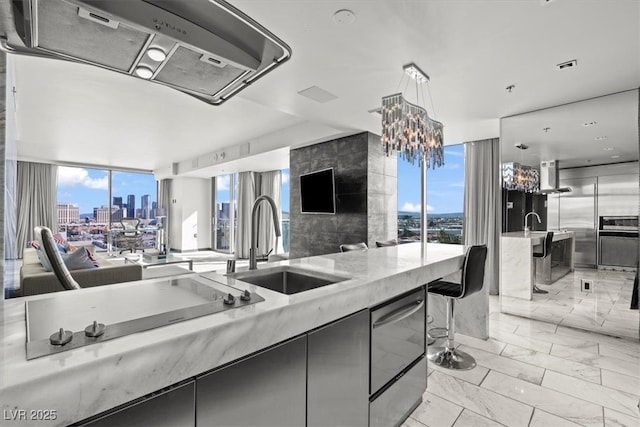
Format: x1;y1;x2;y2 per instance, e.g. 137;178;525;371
290;132;397;259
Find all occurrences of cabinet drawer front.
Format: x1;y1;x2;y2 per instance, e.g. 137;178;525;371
370;357;427;427
371;288;425;394
196;336;306;427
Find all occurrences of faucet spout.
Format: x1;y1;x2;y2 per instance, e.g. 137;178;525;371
250;195;282;270
524;211;542;232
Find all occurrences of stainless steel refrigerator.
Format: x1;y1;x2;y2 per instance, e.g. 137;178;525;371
557;177;598;267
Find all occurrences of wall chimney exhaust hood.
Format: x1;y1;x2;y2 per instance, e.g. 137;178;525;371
538;160;572;194
1;0;291;105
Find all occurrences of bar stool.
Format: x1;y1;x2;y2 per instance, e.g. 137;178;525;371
375;239;397;247
426;245;487;370
339;242;368;252
533;232;554;294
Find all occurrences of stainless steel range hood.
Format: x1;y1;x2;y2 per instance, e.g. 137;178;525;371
538;160;572;194
1;0;291;105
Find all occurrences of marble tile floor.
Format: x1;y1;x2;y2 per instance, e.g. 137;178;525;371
405;297;640;427
501;268;639;340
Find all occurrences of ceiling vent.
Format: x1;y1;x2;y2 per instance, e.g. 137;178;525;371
556;59;577;70
1;0;291;105
538;160;572;194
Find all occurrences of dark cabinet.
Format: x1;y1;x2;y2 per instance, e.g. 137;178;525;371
78;381;195;427
196;336;306;427
307;310;369;426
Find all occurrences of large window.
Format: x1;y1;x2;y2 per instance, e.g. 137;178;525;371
56;166;157;251
397;144;465;244
214;174;237;253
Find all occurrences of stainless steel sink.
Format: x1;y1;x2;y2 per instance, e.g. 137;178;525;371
229;266;349;295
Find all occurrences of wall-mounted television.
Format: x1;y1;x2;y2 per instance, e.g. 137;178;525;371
300;168;336;214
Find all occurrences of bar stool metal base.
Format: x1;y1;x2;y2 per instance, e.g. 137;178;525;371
427;346;477;370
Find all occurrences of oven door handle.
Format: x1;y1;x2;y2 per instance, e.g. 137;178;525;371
372;299;424;329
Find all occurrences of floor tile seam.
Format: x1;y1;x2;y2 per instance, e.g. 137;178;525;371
458;345;546;382
407;415;429;427
551;350;640;379
515;330;601;349
554;326;640;346
478;371;607;423
456;408;511;427
501;345;602;383
429;381;530;427
541;372;640;414
484;371;607;421
595;348;640;365
603;407;640;422
489;331;553;354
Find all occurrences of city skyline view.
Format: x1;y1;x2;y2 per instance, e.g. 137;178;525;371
57;143;464;220
57;167;157;216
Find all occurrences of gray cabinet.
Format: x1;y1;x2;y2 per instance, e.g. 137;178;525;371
307;310;369;426
79;381;195;427
196;336;306;427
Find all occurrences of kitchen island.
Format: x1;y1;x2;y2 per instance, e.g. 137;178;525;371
501;231;575;300
0;242;464;426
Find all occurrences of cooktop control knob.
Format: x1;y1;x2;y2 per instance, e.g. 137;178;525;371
223;293;236;306
84;320;106;338
240;290;251;301
50;328;73;346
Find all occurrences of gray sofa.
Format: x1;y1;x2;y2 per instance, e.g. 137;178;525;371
20;248;143;296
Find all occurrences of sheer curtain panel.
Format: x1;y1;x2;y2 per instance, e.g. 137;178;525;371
236;172;259;259
158;178;171;251
16;162;57;258
258;171;282;255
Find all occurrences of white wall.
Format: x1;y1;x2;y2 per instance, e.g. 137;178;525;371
169;177;211;252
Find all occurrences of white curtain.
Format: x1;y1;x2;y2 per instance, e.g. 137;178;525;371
16;162;58;258
236;172;259;259
464;138;500;295
158;178;171;251
258;171;282;256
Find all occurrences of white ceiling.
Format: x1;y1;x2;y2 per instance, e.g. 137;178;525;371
8;0;640;177
501;89;639;169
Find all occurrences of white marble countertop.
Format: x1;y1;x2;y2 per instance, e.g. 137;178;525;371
502;230;575;242
0;242;464;426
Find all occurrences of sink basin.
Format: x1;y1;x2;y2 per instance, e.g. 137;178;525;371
229;266;349;295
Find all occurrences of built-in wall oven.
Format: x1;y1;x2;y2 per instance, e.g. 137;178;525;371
369;287;426;427
598;216;639;269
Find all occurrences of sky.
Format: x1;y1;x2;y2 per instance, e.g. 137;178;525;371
397;144;465;214
57;167;157;214
59;144;463;217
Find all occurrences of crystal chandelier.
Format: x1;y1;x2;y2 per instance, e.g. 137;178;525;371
502;162;540;193
381;63;444;169
502;144;539;193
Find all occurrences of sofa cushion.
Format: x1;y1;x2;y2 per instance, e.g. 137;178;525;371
63;248;98;270
28;241;53;272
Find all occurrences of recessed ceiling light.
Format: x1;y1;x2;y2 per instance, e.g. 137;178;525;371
611;155;620;159
147;47;166;62
134;66;153;79
602;147;614;151
583;121;597;127
594;136;607;140
333;9;356;25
